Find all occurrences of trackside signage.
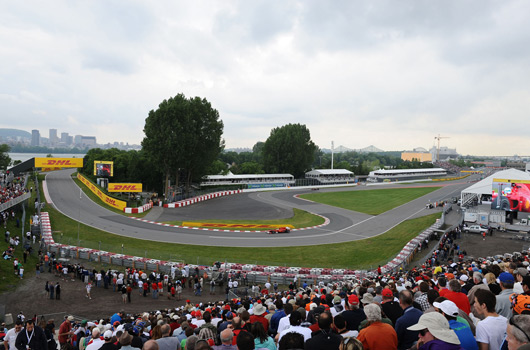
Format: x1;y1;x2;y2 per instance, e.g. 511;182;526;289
108;183;143;192
35;157;83;168
77;173;126;210
183;222;294;229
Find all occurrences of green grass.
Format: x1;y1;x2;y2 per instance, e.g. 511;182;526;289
72;174;148;218
162;208;325;230
0;176;40;293
299;187;441;215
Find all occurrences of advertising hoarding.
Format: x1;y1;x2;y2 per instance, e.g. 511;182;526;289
108;183;143;192
35;157;83;168
77;173;126;210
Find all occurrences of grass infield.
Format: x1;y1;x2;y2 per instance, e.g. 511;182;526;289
161;208;325;230
299;187;441;215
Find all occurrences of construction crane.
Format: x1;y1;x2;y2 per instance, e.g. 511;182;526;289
434;134;449;162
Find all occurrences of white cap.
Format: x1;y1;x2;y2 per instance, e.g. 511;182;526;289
103;330;113;339
459;275;468;282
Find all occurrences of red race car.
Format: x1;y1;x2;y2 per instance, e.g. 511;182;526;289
268;227;291;234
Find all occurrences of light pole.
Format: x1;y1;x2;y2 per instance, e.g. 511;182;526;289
77;188;81;245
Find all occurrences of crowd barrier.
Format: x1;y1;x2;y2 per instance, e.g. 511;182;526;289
164;190;243;208
124;202;153;214
41;206;444;283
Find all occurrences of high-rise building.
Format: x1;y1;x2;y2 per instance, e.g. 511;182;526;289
61;132;69;144
74;135;82;145
31;130;40;146
49;129;58;146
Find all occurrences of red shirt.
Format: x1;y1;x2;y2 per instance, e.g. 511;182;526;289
58;321;71;344
444;290;471;314
152;283;158;290
249;314;269;332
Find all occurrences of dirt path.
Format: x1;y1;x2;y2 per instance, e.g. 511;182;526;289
1;233;527;322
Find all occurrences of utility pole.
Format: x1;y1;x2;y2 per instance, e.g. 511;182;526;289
331;141;334;169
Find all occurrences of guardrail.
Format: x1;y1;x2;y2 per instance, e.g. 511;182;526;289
0;192;31;212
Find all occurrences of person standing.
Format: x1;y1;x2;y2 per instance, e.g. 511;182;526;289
3;321;23;350
55;282;61;300
15;319;47;350
86;282;92;300
474;289;508;350
57;316;74;349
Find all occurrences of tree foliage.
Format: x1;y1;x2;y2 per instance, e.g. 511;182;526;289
0;144;11;171
81;148;163;193
142;93;224;196
262;124;317;177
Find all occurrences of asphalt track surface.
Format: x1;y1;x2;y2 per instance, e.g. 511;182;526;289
46;169;478;247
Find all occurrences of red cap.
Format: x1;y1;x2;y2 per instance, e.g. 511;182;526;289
382;289;393;298
186;299;190;303
348;294;359;306
224;305;231;310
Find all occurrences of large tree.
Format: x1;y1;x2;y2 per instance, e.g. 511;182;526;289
142;93;224;197
0;144;11;171
262;123;317;177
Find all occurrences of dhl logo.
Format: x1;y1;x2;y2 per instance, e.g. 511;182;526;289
183;222;294;229
35;158;83;168
108;183;142;192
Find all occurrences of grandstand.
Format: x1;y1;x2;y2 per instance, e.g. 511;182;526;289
367;168;447;183
201;172;295;189
304;169;355;184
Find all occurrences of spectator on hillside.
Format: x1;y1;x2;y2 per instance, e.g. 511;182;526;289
395;290;423;350
357;303;397;350
474;289;508;350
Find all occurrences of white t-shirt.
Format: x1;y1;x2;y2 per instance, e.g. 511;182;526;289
277;315;291;334
85;338;104;350
4;328;20;350
277;325;312;343
476;315;508;350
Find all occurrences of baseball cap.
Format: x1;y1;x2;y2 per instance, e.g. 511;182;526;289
348;294;359;306
382;289;393;298
103;330;113;339
459;275;469;282
515;268;528;277
67;316;74;321
333;296;341;304
499;272;515;283
433;300;459;317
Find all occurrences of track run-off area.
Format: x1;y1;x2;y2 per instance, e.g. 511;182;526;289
45;169;476;248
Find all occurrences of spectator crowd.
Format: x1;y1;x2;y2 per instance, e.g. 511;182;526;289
4;246;530;350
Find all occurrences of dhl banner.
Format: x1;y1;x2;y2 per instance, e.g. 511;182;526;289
35;157;83;168
493;178;530;184
183;222;294;229
108;183;143;192
77;173;126;210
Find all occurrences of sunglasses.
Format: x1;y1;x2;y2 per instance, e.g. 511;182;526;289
510;317;530;343
419;329;429;336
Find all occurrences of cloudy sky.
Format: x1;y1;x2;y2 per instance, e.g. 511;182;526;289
2;1;530;156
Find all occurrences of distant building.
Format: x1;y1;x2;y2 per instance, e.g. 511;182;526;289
429;146;459;162
60;132;70;145
31;129;40;146
49;129;58;146
74;135;82;145
80;136;97;147
401;151;432;162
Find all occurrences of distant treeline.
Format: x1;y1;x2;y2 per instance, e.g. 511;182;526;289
9;144;89;154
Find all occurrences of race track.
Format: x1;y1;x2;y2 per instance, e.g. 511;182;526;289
46;169;474;247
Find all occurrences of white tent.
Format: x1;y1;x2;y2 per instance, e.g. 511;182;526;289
461;168;530;206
